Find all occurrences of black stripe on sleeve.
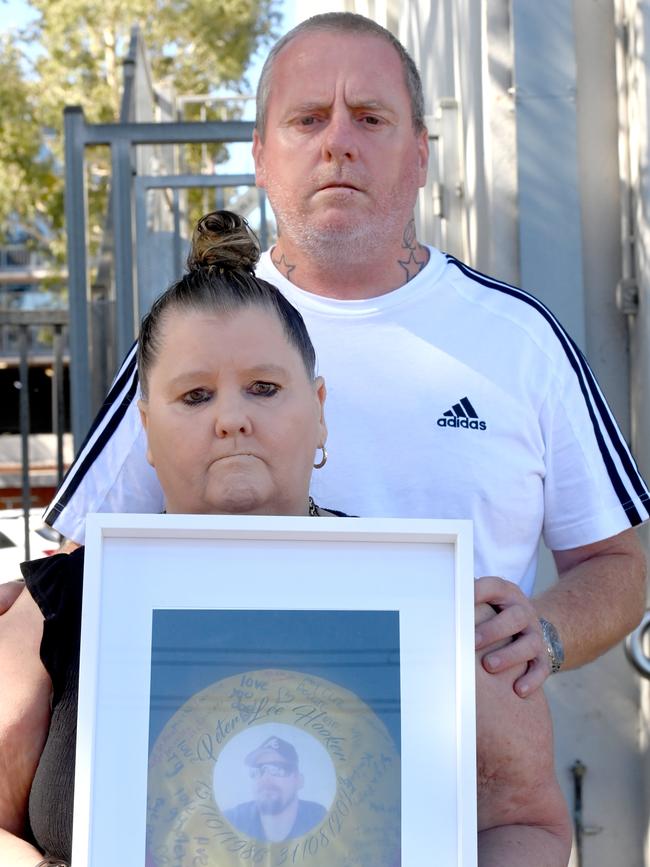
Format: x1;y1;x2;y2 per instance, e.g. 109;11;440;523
446;255;650;526
80;342;139;445
44;346;140;524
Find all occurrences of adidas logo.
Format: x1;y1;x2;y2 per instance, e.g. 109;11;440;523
437;396;487;430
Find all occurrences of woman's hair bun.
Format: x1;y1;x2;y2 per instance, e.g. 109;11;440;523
187;210;260;273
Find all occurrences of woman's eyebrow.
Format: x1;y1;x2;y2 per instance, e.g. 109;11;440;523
245;363;291;377
166;364;290;387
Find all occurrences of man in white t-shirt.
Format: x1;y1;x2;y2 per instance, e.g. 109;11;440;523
41;13;647;693
7;12;647;864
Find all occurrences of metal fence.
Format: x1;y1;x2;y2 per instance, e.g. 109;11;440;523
0;309;69;558
64;106;267;445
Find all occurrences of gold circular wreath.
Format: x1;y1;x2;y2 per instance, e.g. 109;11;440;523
146;668;400;866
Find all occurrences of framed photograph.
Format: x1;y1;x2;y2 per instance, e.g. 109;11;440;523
73;514;476;866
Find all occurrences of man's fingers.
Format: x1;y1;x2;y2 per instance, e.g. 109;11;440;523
475;604;536;649
474;574;551;698
475;575;527;606
482;632;546;673
514;659;551;698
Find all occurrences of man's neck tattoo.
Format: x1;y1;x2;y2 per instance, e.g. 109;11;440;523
398;219;428;283
271;250;297;283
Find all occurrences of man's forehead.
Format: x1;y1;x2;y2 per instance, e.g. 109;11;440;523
267;31;408;110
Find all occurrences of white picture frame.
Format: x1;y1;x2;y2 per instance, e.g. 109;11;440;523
72;514;476;866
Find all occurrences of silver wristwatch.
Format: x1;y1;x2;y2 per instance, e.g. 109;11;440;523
539;617;565;674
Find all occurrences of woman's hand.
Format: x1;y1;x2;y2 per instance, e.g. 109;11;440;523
0;828;46;866
474;576;550;698
0;582;24;616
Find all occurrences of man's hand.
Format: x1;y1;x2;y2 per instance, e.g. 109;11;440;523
0;582;24;616
474;576;550;698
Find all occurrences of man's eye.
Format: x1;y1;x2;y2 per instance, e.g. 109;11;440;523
249;381;280;397
299;116;317;126
362;115;381;125
181;388;211;406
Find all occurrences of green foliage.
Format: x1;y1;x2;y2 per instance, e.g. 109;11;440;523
0;34;60;246
0;0;279;255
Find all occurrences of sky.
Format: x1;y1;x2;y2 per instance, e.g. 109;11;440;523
0;0;37;31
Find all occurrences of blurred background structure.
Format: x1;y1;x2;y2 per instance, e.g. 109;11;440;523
2;0;650;863
0;0;280;547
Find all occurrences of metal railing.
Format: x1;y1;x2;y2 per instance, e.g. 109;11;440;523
0;309;69;558
625;610;650;678
64;106;264;446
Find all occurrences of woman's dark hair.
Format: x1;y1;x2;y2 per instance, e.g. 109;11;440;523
137;210;317;398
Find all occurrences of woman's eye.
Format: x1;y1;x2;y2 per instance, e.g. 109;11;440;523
181;388;211;406
249;381;280;397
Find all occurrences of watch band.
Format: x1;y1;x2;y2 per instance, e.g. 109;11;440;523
539;617;565;674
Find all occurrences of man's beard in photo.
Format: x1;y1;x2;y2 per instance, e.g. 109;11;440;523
257;785;296;815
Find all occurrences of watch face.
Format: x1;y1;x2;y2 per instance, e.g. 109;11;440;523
146;669;401;866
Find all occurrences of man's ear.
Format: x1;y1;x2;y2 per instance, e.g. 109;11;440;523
252;129;267;189
137;398;155;468
416;126;429;188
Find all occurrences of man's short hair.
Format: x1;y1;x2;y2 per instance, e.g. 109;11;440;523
255;12;426;139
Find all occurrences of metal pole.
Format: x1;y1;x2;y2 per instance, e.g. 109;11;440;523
84;119;254;146
173;187;183;278
511;0;587;349
52;324;66;484
259;189;268;251
571;760;586;867
112;138;136;362
64;106;92;448
18;325;31;561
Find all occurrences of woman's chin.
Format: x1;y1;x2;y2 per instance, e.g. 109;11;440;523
205;484;271;516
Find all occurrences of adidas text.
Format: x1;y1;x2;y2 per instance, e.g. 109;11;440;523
437;417;487;430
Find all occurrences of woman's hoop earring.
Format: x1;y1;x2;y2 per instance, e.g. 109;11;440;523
313;445;328;469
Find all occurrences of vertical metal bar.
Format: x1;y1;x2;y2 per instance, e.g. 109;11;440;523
201;103;208;215
52;324;65;485
112;138;136;362
571;759;586;867
259;189;268;251
64;106;92;448
173;187;183;277
512;0;586;349
120;26;138;124
18;325;31;561
134;177;148;319
438;98;466;259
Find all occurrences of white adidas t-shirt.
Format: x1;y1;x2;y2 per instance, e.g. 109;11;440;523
47;248;649;595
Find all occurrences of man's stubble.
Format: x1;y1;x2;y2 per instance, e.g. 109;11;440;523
265;175;421;271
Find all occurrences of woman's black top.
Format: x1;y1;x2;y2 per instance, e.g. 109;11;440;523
22;547;85;862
